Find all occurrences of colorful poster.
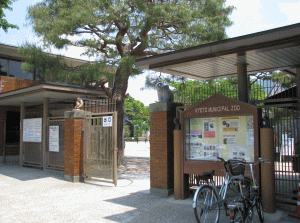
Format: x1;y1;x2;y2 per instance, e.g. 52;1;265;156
223;134;236;145
202;144;221;160
203;118;216;138
190;118;202;135
221;117;239;132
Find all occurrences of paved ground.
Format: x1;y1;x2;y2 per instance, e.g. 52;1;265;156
0;142;299;222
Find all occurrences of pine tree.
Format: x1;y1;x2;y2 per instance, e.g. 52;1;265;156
23;0;234;162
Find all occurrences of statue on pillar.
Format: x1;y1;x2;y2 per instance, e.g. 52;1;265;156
74;97;84;110
156;82;174;102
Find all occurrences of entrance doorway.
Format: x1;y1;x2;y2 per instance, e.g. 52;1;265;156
4;110;20;163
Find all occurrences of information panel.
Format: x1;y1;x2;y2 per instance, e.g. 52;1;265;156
23;118;42;142
49;126;59;152
185;115;254;162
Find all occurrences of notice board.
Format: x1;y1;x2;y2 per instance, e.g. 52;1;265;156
182;94;261;175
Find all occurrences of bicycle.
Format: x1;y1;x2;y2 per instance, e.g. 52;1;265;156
193;157;266;223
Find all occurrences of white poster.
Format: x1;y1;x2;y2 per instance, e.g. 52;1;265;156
49;126;59;152
23;118;42;142
229;146;250;161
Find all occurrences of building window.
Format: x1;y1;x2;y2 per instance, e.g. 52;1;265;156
9;60;34;80
0;58;34;80
0;58;8;76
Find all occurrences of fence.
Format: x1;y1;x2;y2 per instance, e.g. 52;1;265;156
176;76;300;202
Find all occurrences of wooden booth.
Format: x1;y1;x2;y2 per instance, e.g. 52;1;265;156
174;94;262;199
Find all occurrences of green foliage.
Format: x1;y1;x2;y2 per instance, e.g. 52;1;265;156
170;77;267;105
19;43;115;86
0;0;19;33
124;96;149;137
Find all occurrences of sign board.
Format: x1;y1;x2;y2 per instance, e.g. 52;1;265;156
23;118;42;142
103;116;113;127
49;126;59;152
182;94;261;175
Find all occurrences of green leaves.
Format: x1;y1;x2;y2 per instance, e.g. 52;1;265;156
124;96;149;137
0;0;19;33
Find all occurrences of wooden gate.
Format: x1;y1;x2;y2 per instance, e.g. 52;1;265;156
47;117;65;170
84;112;118;186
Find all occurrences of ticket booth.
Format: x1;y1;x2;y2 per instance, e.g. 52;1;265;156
175;94;262;198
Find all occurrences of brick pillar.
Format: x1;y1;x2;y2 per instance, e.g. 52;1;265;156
64;110;85;182
149;102;181;197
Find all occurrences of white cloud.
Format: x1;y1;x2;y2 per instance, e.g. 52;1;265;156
279;2;300;22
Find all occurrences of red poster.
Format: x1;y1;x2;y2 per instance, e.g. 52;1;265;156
204;131;215;138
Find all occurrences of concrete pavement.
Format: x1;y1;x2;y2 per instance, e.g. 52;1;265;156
0;142;299;223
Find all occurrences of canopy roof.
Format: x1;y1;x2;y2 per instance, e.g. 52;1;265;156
136;23;300;80
0;82;106;106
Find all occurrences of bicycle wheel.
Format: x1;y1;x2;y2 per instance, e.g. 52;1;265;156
233;207;244;223
255;198;264;222
244;201;253;223
232;177;253;200
193;185;220;223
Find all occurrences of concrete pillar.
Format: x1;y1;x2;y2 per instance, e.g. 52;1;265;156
64;110;85;182
260;128;276;213
237;53;249;103
149;102;181;197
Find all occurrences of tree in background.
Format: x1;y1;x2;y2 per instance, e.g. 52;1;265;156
124;96;149;139
23;0;234;161
0;0;18;33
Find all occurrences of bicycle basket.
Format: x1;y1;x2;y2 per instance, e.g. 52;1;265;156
228;161;245;176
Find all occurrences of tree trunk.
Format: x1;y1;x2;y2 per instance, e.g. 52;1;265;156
112;65;130;165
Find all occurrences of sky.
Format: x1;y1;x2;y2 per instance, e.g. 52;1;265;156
1;0;300;106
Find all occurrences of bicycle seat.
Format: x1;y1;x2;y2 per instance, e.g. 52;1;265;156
231;175;244;181
202;170;215;177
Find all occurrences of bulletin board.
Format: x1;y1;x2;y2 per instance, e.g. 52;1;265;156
181;94;261;176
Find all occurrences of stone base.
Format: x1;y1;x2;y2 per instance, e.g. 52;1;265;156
150;187;174;198
64;174;84;183
64;110;86;119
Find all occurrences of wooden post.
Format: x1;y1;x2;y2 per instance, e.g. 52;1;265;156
174;130;182;199
19;102;25;167
113;111;118;186
260;128;276;213
237;52;249;103
42;97;49;170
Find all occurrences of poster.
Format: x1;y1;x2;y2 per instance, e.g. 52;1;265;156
221;117;239;132
246;116;254;147
203;118;216;138
202;144;220;160
223;134;236;145
49;126;59;152
190;118;202;135
23;118;42;142
185;115;255;161
229;146;250;161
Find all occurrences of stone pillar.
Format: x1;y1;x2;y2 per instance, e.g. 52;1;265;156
64;110;85;182
149;102;180;197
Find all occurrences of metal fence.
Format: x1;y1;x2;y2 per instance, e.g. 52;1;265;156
83;98;116;113
176;76;300;203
